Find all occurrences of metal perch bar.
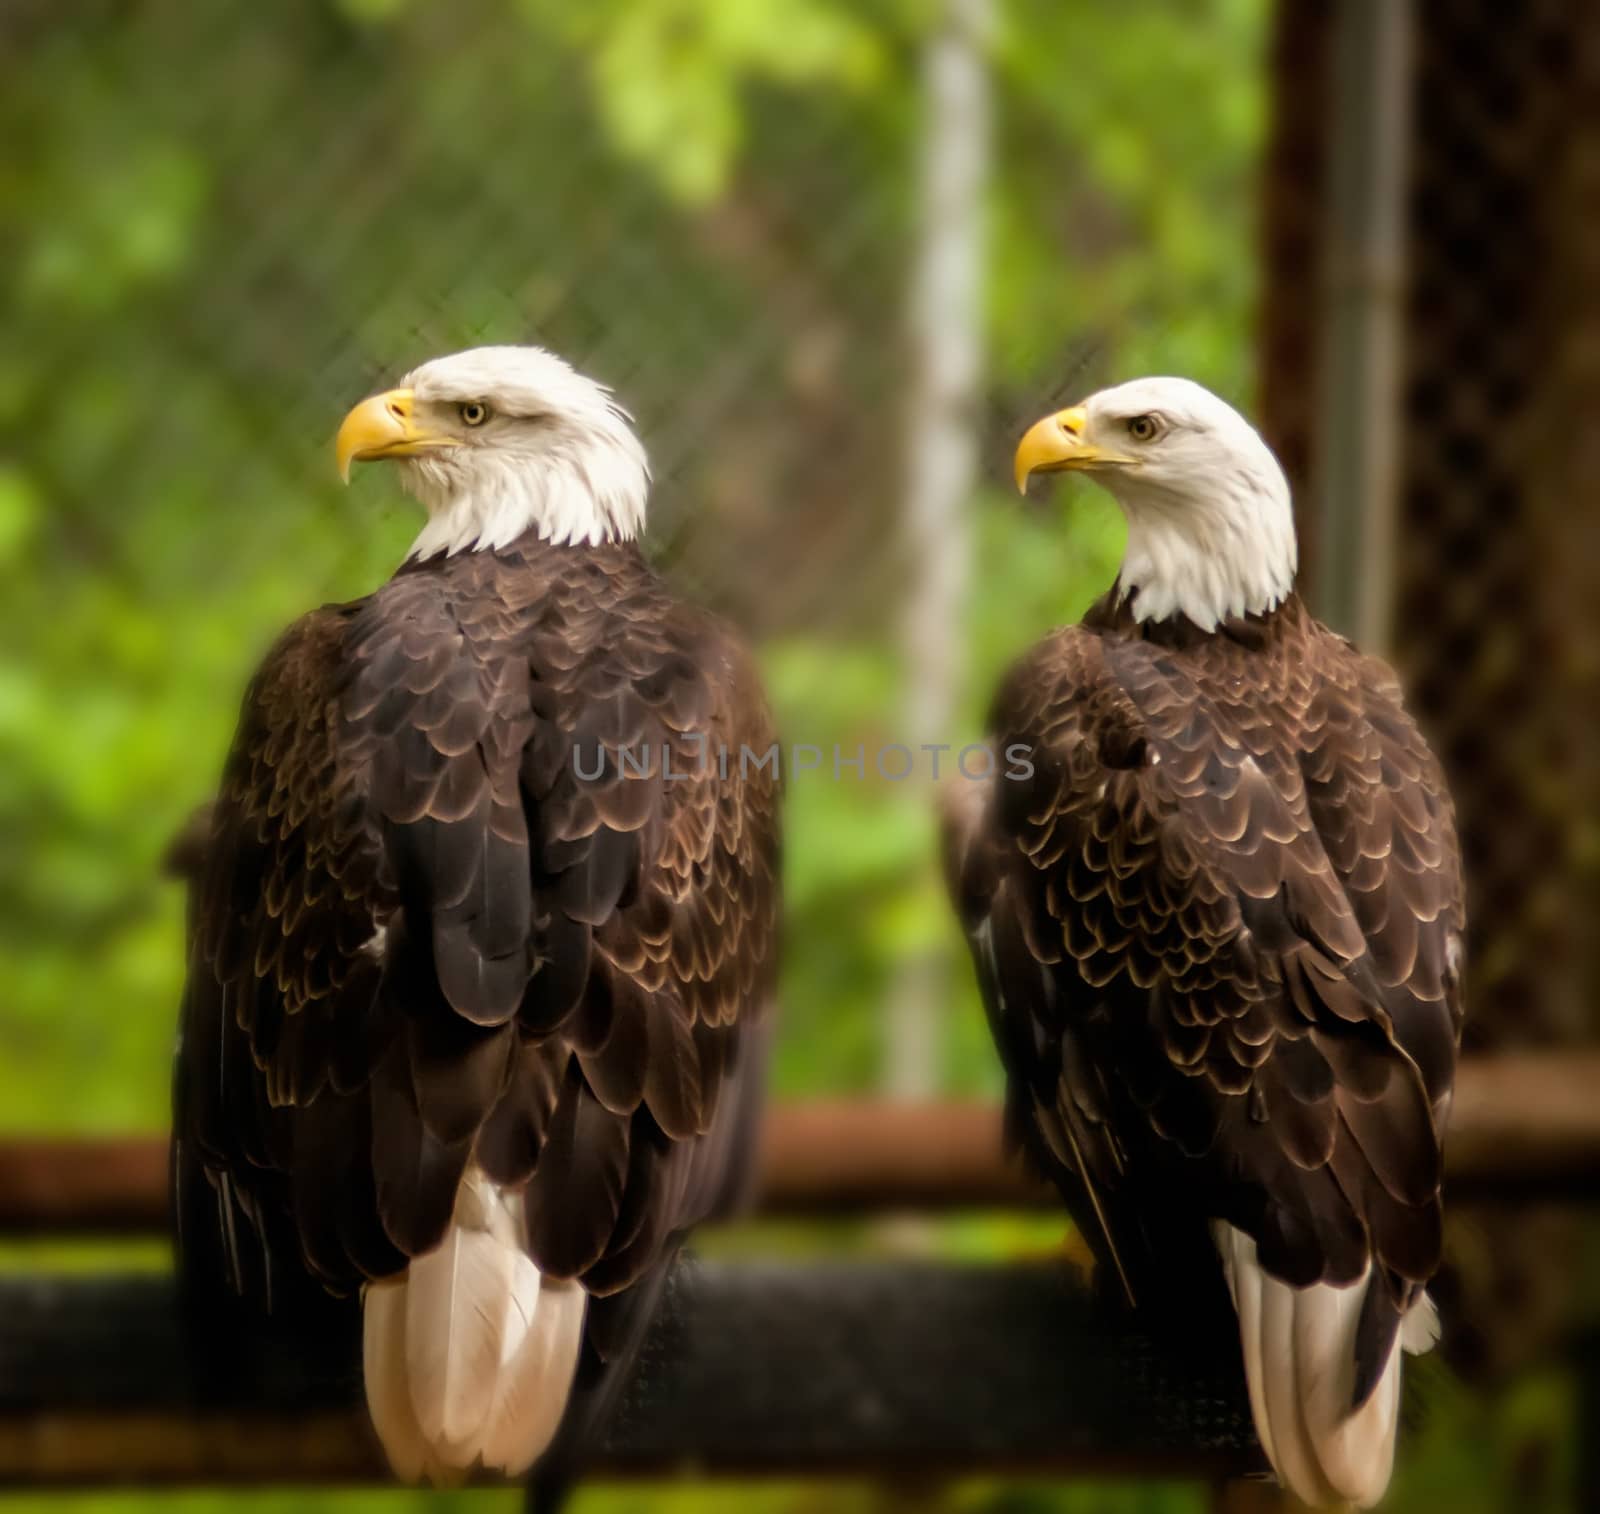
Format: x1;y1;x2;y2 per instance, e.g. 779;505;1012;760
0;1262;1262;1485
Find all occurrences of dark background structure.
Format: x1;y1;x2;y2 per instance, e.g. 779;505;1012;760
1261;1;1600;1402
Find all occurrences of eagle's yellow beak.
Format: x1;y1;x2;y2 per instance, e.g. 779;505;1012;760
335;388;458;482
1012;406;1131;493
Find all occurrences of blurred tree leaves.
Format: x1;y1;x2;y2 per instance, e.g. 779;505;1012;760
989;0;1265;395
542;0;889;203
20;141;207;313
0;0;1268;1132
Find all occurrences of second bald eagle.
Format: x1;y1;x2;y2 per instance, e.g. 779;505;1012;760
945;378;1463;1508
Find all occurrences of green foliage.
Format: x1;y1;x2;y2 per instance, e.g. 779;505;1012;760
0;0;1264;1134
544;0;890;202
0;2;1558;1512
1384;1357;1576;1514
988;0;1265;397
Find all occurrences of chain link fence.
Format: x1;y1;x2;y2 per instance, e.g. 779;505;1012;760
6;0;914;637
1;0;1266;1124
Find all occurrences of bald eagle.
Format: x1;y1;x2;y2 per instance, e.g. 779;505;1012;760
944;379;1463;1508
172;346;781;1487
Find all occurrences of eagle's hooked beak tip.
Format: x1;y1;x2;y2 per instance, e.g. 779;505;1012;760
1012;405;1109;494
335;387;445;482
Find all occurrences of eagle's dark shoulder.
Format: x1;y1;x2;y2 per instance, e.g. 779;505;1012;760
950;590;1462;1394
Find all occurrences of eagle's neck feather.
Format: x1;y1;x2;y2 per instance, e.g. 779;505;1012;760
1093;582;1307;650
404;436;648;560
1112;456;1298;631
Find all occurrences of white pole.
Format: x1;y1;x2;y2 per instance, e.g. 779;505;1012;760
884;0;992;1100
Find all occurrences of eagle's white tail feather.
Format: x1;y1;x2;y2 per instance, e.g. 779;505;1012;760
1400;1289;1440;1355
362;1274;429;1482
362;1169;587;1483
404;1215;515;1453
1228;1234;1278;1475
1214;1222;1436;1509
479;1268;587;1472
1257;1251;1340;1505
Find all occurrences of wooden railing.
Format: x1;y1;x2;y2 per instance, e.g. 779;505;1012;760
5;1054;1599;1232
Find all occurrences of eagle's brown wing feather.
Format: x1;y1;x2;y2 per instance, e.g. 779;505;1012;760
949;605;1463;1397
174;546;779;1410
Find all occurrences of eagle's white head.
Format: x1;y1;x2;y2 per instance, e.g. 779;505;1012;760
335;345;650;558
1013;376;1296;630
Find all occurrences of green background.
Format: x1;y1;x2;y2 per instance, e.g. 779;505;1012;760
0;0;1575;1509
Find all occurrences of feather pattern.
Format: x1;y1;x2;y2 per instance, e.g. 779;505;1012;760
173;531;781;1484
1216;1222;1424;1507
479;1273;587;1472
946;588;1464;1508
403;1181;516;1453
363;1169;587;1479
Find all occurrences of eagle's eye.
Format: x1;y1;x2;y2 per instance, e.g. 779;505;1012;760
459;401;490;427
1126;414;1162;443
